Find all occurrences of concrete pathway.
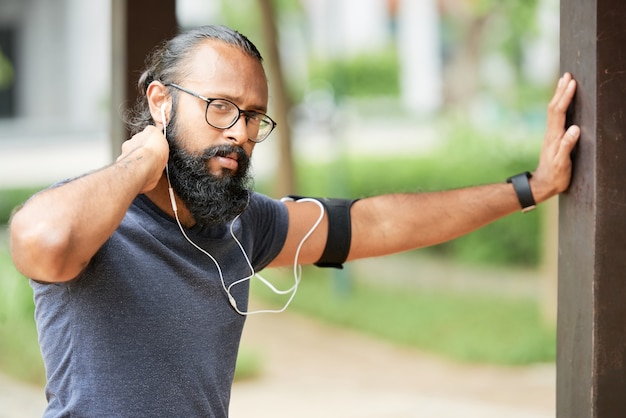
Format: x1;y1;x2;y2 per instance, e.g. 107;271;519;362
231;303;555;418
0;373;47;418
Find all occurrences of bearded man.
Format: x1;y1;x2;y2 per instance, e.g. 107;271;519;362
10;25;579;417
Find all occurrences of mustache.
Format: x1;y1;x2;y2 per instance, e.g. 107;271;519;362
200;144;249;163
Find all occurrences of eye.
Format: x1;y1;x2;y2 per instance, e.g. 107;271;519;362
245;113;263;123
208;100;234;114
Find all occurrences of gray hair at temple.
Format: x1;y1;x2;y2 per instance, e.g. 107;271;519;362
124;25;264;136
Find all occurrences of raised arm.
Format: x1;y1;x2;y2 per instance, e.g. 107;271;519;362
9;126;169;282
270;73;580;267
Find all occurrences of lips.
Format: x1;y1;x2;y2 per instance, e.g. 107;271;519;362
213;153;239;171
200;145;250;175
224;152;238;162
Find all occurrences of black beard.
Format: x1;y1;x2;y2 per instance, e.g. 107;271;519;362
166;140;252;227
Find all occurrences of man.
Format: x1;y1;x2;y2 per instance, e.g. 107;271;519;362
9;25;579;417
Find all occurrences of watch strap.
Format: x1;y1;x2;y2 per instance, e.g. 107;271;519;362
507;171;536;213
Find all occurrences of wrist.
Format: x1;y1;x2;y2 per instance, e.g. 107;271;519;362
115;148;165;192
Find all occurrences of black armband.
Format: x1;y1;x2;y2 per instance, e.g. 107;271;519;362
286;195;360;269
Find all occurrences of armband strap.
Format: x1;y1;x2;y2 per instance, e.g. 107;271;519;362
286;195;360;269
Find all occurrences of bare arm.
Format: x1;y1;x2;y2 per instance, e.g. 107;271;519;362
269;73;580;267
9;126;169;282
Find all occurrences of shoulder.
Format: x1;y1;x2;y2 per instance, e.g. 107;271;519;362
246;192;288;218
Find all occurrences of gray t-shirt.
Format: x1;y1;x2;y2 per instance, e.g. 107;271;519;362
31;192;289;417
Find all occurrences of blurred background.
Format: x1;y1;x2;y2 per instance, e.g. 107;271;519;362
0;0;561;416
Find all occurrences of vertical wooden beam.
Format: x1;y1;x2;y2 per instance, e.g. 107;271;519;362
558;1;626;416
110;0;178;159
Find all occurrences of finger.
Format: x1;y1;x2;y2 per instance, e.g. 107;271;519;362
554;79;577;114
548;73;574;106
556;125;581;158
547;78;577;135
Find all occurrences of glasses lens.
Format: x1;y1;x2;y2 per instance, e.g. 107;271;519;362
247;115;274;142
206;99;239;128
205;98;275;142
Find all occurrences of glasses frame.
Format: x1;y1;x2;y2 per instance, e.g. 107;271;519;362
164;83;277;143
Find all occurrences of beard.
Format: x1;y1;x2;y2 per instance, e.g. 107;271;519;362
165;116;253;227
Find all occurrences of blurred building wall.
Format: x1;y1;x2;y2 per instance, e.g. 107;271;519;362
0;0;109;138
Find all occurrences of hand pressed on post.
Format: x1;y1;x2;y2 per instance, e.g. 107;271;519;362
530;72;580;204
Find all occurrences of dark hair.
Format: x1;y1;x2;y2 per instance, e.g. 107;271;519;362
124;25;264;135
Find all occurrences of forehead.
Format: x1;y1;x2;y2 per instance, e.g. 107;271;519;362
183;40;268;103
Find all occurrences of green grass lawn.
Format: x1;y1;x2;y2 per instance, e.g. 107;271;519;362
252;266;556;366
0;249;46;385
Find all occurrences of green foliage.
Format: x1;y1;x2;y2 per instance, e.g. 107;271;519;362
289;124;542;268
309;49;400;99
0;246;46;385
0;187;43;224
220;0;262;44
234;346;263;381
220;0;302;55
253;268;555;365
0;49;14;90
489;0;540;63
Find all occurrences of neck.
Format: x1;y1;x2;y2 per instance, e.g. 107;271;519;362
145;175;197;228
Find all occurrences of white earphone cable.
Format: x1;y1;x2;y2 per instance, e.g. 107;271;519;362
161;103;324;315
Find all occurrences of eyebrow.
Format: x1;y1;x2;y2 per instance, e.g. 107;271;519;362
194;88;267;113
172;81;269;114
214;94;268;114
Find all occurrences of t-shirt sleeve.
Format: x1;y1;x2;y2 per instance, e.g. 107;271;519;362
244;193;289;270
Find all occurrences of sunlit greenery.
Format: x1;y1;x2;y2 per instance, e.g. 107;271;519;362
253;118;546;268
0;187;43;224
309;48;400;99
0;240;46;385
0;49;14;90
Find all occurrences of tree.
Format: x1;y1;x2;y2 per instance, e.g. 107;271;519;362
258;0;297;196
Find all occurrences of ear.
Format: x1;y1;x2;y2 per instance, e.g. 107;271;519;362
146;81;171;126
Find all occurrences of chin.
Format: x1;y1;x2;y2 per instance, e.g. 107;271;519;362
205;168;234;179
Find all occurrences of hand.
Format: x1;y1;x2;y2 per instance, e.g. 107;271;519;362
116;125;170;193
531;72;581;203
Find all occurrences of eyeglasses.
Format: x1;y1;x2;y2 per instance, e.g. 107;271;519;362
165;83;277;143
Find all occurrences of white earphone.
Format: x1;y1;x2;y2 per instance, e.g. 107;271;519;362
160;103;324;315
160;103;167;125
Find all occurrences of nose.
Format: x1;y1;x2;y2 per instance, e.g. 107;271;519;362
224;113;249;146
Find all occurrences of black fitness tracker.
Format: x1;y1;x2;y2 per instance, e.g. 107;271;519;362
507;171;536;213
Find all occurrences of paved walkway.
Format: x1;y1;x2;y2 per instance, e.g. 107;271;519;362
232;302;555;418
0;374;47;418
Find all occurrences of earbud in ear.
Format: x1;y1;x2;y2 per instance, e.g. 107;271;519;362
160;103;168;138
160;103;167;122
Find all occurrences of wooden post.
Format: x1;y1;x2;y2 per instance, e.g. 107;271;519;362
558;1;626;416
110;0;178;159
